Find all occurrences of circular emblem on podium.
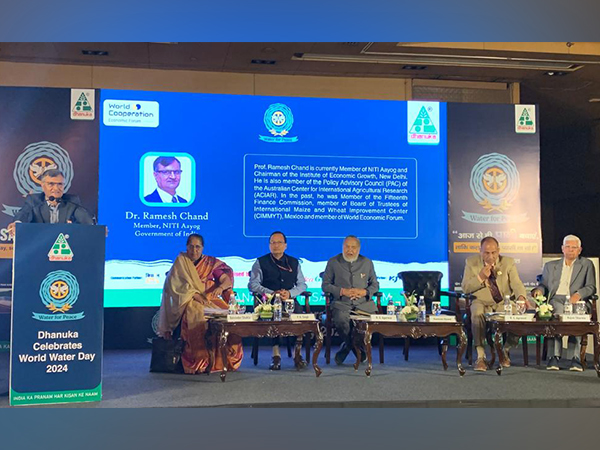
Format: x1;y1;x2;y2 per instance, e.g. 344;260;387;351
39;270;80;313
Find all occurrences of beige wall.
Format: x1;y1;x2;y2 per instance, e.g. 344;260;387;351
0;61;411;100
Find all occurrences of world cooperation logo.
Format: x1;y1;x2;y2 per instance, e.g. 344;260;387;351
462;152;528;224
33;270;84;322
259;103;298;143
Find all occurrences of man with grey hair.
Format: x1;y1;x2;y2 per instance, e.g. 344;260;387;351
322;235;379;365
7;169;94;237
533;234;597;371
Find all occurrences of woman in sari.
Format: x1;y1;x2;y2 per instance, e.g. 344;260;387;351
157;233;243;373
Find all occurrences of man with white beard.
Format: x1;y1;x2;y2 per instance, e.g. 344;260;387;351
322;235;379;365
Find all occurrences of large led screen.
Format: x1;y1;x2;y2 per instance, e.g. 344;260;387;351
99;90;448;307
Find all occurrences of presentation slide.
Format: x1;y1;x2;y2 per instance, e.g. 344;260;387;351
99;90;448;307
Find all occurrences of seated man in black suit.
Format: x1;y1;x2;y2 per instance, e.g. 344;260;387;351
144;156;188;203
7;169;94;237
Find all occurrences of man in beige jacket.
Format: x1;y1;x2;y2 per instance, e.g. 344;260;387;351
461;236;527;371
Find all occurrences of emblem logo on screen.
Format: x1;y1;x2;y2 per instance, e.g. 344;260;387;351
259;103;298;143
3;141;74;218
407;101;440;145
48;233;74;262
33;270;84;322
461;152;527;224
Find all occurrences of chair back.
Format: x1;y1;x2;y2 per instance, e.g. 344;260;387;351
399;271;443;306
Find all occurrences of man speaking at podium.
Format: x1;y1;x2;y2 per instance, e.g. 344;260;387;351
7;169;94;237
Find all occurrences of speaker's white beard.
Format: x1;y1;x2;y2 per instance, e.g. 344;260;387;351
342;254;358;263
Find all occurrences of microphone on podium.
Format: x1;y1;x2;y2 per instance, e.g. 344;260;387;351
49;196;97;225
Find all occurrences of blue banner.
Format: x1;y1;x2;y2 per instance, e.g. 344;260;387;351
10;223;105;406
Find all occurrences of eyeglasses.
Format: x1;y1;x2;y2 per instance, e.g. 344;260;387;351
187;244;202;249
269;241;285;245
564;246;580;250
44;182;64;188
156;170;182;176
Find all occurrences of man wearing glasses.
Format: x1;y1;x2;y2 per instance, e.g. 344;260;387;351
533;235;597;372
7;169;94;237
144;156;187;203
248;231;307;370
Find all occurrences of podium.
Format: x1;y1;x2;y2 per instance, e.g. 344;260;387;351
9;223;105;406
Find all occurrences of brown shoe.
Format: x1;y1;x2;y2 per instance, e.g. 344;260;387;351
501;349;511;368
474;357;487;371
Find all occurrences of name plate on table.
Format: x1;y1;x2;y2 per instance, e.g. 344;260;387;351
370;314;397;322
289;313;316;321
227;314;258;322
428;315;457;323
502;314;535;322
559;314;591;322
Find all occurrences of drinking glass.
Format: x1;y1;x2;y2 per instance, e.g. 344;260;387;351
285;299;296;315
575;301;587;315
516;300;526;315
238;302;246;315
431;302;441;316
564;302;572;315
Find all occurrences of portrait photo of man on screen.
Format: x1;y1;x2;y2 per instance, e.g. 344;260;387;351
141;154;195;206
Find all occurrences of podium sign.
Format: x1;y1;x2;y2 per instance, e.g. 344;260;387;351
10;223;105;406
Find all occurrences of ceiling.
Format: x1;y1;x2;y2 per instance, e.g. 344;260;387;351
1;42;600;125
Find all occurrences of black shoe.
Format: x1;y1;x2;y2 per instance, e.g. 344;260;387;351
569;357;583;372
335;343;350;365
269;355;281;371
547;356;560;371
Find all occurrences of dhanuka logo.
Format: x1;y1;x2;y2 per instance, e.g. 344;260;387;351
2;141;74;218
33;270;84;322
70;89;95;120
462;153;528;224
515;105;536;134
48;233;74;262
259;103;298;143
407;101;440;145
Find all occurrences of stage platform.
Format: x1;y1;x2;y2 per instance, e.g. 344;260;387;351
2;345;600;408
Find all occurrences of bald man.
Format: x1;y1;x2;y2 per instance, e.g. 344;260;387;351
462;236;527;372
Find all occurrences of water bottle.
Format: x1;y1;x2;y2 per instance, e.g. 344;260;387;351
504;295;512;315
417;296;426;322
273;293;282;321
564;295;572;315
387;297;396;315
228;293;238;315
